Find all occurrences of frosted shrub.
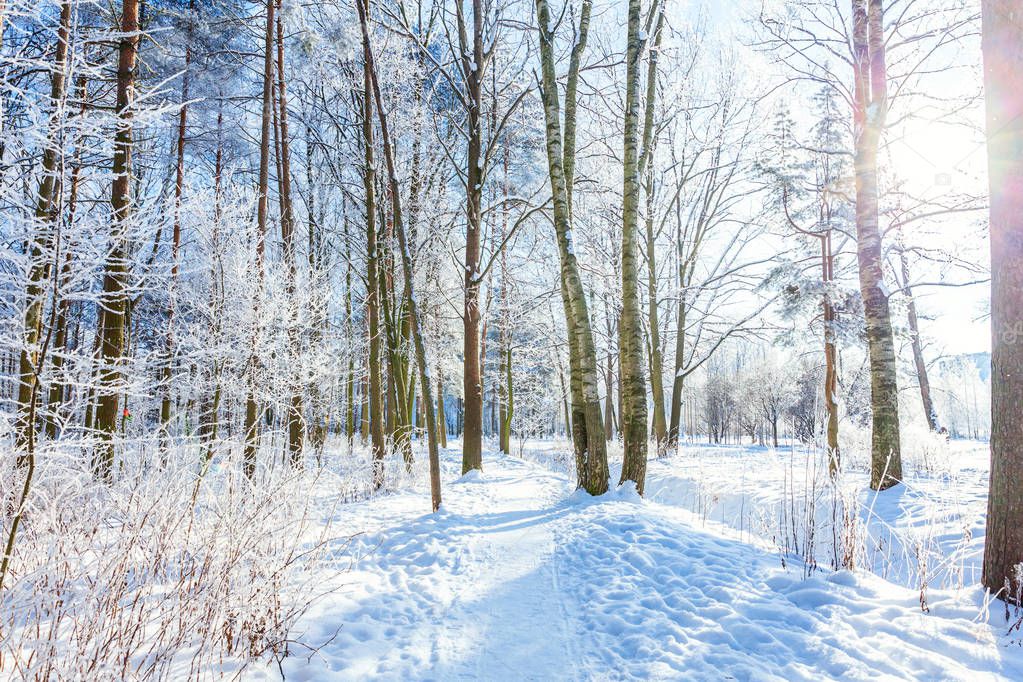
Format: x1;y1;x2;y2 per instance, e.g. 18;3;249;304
0;437;351;680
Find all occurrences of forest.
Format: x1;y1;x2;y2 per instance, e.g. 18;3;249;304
0;0;1021;678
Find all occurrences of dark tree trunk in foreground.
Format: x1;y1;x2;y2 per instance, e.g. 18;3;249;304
981;0;1023;603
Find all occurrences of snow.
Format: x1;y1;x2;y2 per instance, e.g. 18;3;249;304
240;442;1023;681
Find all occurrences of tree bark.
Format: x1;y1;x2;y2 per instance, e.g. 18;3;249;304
16;0;72;456
357;0;442;510
93;0;139;480
275;2;305;465
898;248;937;431
361;28;386;490
981;0;1023;603
852;0;901;490
619;0;650;494
535;0;610;494
243;0;276;479
159;0;194;438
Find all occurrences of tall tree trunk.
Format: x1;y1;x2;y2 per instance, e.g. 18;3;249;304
160;0;194;438
243;0;276;478
45;73;88;440
93;0;139;480
823;231;840;471
198;98;225;464
640;4;666;452
361;32;386;490
16;0;72;457
535;0;609;494
460;0;485;474
852;0;901;490
274;2;304;465
357;0;441;510
619;0;649;494
981;0;1023;603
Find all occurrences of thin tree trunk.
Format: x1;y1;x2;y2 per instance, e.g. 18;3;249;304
981;0;1023;602
243;0;276;479
357;0;441;509
45;73;88;440
160;0;194;438
898;248;937;431
274;3;304;465
361;31;386;489
437;370;447;449
640;4;666;452
16;0;72;457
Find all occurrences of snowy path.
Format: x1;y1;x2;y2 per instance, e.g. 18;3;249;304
248;450;1023;681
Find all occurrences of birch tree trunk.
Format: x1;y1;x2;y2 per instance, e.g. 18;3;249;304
619;0;649;494
852;0;901;490
981;0;1023;602
534;0;610;494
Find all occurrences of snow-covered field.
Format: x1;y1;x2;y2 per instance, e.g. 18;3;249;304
2;435;1018;680
233;439;1023;681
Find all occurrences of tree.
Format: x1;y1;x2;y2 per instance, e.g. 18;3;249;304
851;0;901;490
534;0;609;494
619;0;649;494
243;0;277;479
981;0;1023;603
93;0;140;480
356;0;441;511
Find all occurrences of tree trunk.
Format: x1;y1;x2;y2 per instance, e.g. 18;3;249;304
824;231;841;472
437;370;447;449
93;0;139;480
45;72;87;440
640;4;667;452
275;2;305;465
619;0;650;494
898;248;937;431
16;0;72;457
243;0;275;479
361;30;386;490
852;0;901;490
458;0;486;474
357;0;442;510
160;0;194;438
535;0;609;494
981;0;1023;603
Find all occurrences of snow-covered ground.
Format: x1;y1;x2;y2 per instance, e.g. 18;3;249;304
240;441;1023;681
